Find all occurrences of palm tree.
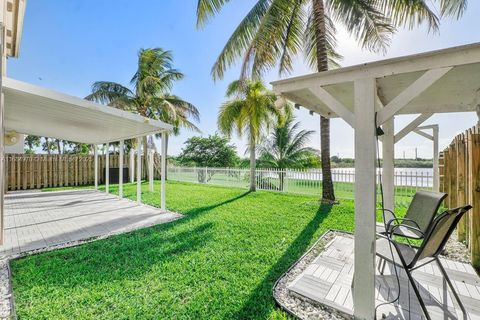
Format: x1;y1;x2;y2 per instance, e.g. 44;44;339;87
86;48;200;176
196;0;467;203
218;79;286;191
258;114;316;191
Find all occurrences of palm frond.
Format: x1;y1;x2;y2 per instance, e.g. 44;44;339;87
196;0;232;28
85;81;133;105
378;0;440;32
210;0;271;80
218;99;246;137
327;0;394;53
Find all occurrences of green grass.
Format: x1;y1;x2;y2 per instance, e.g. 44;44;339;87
168;170;421;207
12;181;358;319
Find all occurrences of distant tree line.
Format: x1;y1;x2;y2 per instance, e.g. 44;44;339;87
24;135;146;155
331;156;433;168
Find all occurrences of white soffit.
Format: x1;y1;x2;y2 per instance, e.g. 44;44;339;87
271;42;480;118
3;77;173;144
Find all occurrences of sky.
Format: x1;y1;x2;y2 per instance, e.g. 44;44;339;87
8;1;480;159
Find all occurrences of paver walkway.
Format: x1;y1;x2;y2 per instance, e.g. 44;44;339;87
0;189;181;256
289;234;480;319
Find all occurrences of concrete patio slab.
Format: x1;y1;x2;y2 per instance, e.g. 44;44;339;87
0;189;181;257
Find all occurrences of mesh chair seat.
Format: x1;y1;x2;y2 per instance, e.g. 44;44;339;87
377;190;447;240
376;222;423;239
376;238;435;268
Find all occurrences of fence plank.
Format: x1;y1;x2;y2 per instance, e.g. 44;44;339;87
469;134;480;267
457;136;467;242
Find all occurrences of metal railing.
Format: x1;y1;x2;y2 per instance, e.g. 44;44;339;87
167;166;433;207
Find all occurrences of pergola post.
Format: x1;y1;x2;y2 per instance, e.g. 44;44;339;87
149;149;154;192
119;140;124;198
382;118;395;211
353;78;377;319
94;144;98;190
136;137;142;204
130;150;135;183
433;125;440;191
161;132;167;211
411;124;440;192
105;143;109;194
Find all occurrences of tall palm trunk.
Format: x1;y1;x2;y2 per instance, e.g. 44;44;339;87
313;0;335;203
249;134;256;192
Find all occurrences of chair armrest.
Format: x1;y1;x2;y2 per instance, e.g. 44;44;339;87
387;221;425;240
385;217;421;231
377;208;397;225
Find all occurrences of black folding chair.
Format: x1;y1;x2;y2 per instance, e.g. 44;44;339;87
377;190;447;240
376;205;472;320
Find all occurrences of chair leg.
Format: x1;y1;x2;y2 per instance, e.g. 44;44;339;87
377;257;384;274
381;258;387;275
435;258;467;319
404;267;431;320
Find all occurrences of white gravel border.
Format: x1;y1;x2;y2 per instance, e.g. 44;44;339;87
273;229;472;320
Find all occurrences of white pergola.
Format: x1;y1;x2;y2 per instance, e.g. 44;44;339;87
0;77;172;243
394;123;440;191
272;42;480;319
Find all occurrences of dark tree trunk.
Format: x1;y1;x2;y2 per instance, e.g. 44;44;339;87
312;0;335;203
56;140;61;155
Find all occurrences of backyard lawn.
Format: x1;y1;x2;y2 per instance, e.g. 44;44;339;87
10;181;358;319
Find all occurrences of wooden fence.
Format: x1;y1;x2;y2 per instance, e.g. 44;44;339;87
439;124;480;267
5;153;163;191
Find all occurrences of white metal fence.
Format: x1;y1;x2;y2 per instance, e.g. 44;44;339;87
167;166;433;207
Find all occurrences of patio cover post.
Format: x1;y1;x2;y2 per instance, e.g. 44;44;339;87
94;144;98;190
433;125;439;191
353;77;377;319
130;150;135;183
119;140;124;198
105;143;109;194
382;118;395;211
0;23;5;244
161;132;167;211
136;137;142;204
149;149;154;192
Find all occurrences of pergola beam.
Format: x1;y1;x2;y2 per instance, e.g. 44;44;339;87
272;42;480;93
308;86;354;127
414;129;434;140
394;113;433;143
377;68;451;125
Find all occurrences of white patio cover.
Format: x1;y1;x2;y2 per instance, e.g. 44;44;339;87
3;77;172;143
